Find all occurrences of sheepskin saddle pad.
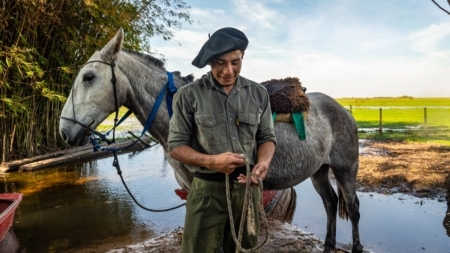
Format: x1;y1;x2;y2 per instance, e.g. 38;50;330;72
261;77;310;113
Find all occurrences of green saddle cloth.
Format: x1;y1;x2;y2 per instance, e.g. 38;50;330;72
272;112;306;140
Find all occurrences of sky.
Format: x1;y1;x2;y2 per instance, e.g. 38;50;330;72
149;0;450;98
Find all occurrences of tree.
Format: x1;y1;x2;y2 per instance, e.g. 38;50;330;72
0;0;192;161
431;0;450;14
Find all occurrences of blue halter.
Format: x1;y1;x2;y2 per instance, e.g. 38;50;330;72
91;71;177;152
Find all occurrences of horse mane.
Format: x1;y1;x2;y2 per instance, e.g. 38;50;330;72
121;48;165;69
121;48;195;84
173;71;195;84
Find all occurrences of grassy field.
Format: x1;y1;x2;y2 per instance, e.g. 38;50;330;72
336;97;450;107
343;107;450;128
336;97;450;144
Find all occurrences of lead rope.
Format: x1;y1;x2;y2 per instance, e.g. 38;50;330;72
62;59;185;212
107;64;185;212
226;155;269;253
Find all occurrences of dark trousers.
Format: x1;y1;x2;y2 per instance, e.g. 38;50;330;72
181;177;260;253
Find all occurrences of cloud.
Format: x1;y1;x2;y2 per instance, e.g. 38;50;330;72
231;0;280;30
409;22;450;60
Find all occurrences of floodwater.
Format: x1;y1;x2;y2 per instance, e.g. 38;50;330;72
1;145;449;253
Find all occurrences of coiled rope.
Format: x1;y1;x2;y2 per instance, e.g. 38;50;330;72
226;154;269;253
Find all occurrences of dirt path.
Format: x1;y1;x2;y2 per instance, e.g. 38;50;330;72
103;221;337;253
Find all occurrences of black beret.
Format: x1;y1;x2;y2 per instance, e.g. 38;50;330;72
192;27;249;68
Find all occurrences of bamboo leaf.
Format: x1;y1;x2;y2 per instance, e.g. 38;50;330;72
41;87;67;102
60;67;72;74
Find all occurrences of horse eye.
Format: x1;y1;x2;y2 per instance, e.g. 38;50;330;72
83;73;95;82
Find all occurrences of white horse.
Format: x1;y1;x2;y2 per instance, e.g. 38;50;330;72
59;28;362;253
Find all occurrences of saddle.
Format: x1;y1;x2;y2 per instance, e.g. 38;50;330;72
261;77;310;113
261;77;310;140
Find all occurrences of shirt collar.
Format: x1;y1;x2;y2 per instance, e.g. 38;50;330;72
204;72;248;90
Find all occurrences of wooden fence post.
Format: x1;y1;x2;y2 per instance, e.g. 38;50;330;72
424;107;428;137
379;108;383;135
350;105;352;113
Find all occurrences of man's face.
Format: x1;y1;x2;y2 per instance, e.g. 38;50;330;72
209;50;244;87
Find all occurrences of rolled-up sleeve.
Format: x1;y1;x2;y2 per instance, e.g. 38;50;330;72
257;90;277;145
168;88;194;151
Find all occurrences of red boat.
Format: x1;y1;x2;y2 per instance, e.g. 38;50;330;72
0;193;23;241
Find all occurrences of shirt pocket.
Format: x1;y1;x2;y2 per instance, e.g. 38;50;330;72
237;113;260;145
195;113;228;146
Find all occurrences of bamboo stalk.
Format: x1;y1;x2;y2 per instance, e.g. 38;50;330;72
2;134;5;163
9;124;15;153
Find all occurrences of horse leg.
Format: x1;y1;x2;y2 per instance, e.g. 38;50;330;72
332;166;363;253
310;164;338;253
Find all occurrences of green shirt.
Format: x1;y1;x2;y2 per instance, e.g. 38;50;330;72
168;72;276;174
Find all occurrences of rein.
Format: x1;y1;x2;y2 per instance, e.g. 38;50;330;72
61;59;184;212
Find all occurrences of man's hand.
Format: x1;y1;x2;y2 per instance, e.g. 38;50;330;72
237;141;275;185
169;146;245;174
209;152;246;174
237;162;269;185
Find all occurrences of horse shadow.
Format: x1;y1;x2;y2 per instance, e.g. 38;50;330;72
444;204;450;237
444;174;450;237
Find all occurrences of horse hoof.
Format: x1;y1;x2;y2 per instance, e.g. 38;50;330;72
322;245;333;253
352;244;363;253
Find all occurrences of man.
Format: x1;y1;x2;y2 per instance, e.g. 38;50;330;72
168;27;276;253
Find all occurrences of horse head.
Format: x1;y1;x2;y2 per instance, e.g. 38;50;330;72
59;28;195;148
59;28;127;146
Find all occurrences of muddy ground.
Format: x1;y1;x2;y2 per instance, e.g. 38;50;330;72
67;141;450;253
358;141;450;200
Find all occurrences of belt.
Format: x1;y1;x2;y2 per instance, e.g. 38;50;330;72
194;167;247;181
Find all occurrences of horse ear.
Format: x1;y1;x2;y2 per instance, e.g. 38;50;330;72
100;28;124;61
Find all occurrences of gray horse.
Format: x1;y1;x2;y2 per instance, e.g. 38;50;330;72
59;28;362;253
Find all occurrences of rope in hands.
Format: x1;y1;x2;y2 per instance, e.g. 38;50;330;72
226;154;269;253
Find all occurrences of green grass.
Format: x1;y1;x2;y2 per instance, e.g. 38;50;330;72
357;129;450;145
335;97;450;144
96;107;136;134
336;97;450;107
349;107;450;128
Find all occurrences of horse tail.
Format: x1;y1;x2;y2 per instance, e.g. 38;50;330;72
283;187;297;222
338;186;349;220
264;187;297;222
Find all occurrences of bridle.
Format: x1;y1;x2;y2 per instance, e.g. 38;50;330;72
60;60;119;145
60;59;184;212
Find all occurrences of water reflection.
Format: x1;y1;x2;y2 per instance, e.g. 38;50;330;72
1;145;449;253
293;179;450;253
445;175;450;237
444;203;450;237
2;164;137;252
1;145;185;252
